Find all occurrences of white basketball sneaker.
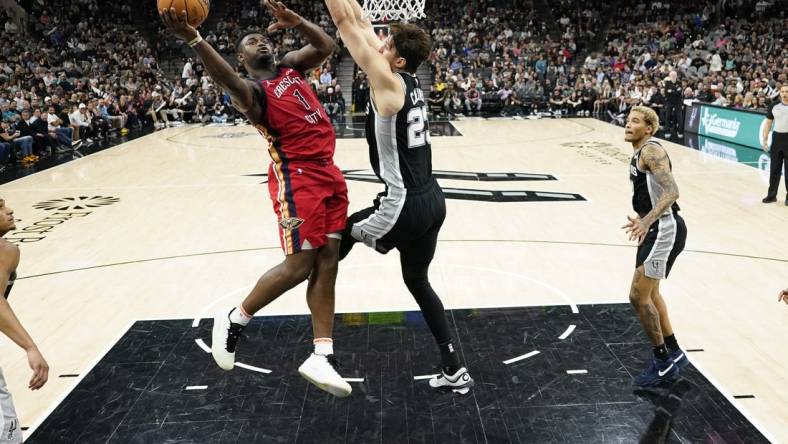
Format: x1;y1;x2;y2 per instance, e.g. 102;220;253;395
211;309;246;371
429;367;474;392
298;353;352;398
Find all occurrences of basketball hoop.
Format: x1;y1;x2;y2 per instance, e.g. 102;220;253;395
362;0;426;22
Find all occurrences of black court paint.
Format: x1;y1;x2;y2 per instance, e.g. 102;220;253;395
27;304;767;443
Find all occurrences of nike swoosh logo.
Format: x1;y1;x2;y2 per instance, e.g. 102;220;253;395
658;363;674;377
674;353;685;361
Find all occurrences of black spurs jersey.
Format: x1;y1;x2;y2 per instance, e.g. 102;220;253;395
366;72;434;193
4;271;15;299
630;139;680;218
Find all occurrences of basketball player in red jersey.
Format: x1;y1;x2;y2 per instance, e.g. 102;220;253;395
160;1;352;397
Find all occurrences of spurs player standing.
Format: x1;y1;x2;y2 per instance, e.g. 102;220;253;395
623;106;688;387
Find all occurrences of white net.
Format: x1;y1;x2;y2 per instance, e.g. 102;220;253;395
361;0;426;22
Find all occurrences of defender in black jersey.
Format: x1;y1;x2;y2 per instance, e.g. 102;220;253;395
623;107;688;387
325;0;473;392
0;199;49;443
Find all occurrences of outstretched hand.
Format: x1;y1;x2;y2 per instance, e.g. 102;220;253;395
622;215;648;246
264;0;303;32
779;288;788;305
159;7;200;42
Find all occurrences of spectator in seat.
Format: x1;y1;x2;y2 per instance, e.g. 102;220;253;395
323;87;341;123
465;87;483;116
444;89;463;119
70;103;95;144
0;120;34;164
16;109;55;157
212;101;228;123
47;106;80;150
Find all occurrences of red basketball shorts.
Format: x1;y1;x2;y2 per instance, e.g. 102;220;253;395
267;160;349;255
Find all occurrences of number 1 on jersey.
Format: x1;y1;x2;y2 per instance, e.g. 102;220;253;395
407;106;430;149
293;90;312;111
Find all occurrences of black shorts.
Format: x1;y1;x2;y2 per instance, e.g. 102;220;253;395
343;180;445;259
636;212;687;279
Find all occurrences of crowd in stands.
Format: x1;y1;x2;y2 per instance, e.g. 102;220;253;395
0;0;342;171
418;0;785;126
155;0;345;126
1;0;784;172
0;0;162;169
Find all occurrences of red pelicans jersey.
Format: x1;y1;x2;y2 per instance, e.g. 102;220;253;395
254;66;335;162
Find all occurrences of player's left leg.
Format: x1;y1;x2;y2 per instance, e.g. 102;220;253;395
629;267;678;387
298;167;352;397
0;368;22;444
396;191;473;391
399;229;473;392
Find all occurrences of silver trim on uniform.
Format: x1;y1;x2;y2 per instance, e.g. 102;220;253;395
642;211;677;280
352;74;409;247
0;368;22;444
637;138;678;279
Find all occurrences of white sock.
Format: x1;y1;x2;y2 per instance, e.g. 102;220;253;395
314;338;334;356
229;306;252;326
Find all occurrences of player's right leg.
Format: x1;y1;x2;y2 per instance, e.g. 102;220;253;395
212;250;318;370
651;284;687;370
213;161;322;370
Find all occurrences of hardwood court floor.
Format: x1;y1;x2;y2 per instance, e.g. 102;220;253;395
0;118;786;441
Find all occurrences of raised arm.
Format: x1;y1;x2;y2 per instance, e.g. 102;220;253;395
266;1;337;73
342;0;387;50
324;0;403;116
159;8;260;120
639;143;680;228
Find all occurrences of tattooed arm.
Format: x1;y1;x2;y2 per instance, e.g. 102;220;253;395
623;143;680;244
639;143;680;228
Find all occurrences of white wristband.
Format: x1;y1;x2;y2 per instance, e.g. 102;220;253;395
188;34;203;47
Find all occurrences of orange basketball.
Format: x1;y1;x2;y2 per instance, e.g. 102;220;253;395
157;0;210;28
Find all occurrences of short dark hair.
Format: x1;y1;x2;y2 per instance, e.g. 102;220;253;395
236;32;266;54
390;23;431;74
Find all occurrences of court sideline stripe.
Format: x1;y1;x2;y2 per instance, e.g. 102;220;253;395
16;241;788;281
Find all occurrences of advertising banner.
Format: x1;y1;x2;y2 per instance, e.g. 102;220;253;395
686;103;770;150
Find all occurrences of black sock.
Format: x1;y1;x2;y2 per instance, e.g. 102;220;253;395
438;341;461;374
653;344;669;361
664;334;679;352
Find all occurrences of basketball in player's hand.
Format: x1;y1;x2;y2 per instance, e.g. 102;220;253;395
157;0;210;27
